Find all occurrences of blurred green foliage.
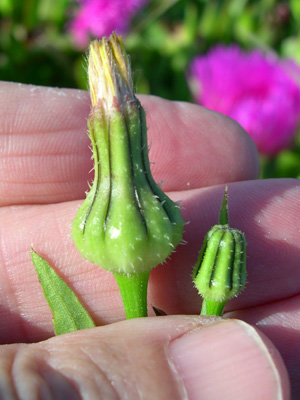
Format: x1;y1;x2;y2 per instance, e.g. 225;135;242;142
0;0;299;178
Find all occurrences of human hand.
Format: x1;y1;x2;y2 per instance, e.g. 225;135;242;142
0;81;297;399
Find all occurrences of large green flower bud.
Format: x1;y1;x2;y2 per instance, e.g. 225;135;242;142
192;188;247;316
72;34;184;277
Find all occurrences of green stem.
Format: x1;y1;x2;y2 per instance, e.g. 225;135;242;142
113;271;150;319
201;298;227;316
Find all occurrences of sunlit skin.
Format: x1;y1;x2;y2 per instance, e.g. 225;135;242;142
0;82;298;399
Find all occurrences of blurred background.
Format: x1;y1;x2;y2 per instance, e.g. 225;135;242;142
0;0;300;178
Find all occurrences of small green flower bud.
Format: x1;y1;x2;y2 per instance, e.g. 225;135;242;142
72;34;184;276
192;188;247;316
192;224;246;302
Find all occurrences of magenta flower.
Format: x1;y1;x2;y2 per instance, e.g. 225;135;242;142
189;45;300;155
70;0;148;47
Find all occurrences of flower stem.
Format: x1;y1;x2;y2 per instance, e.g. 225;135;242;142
201;298;227;316
113;271;150;319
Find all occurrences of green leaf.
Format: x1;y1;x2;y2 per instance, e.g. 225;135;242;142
31;249;96;335
0;0;14;15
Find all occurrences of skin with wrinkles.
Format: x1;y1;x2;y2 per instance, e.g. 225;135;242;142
0;82;298;399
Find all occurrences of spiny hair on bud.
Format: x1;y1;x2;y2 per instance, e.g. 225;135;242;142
175;201;184;211
88;165;95;174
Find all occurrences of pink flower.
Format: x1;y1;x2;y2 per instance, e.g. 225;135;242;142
70;0;148;47
189;45;300;155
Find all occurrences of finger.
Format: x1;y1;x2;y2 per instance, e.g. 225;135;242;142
0;82;91;206
227;294;300;399
0;179;299;343
0;317;289;400
0;82;259;206
141;95;259;192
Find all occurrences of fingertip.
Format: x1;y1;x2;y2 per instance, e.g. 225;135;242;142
139;96;260;191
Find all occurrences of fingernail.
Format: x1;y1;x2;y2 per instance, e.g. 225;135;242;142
168;319;286;400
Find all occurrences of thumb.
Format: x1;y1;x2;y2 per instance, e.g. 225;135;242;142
0;316;289;400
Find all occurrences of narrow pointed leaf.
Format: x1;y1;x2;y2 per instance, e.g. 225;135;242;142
31;249;96;335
